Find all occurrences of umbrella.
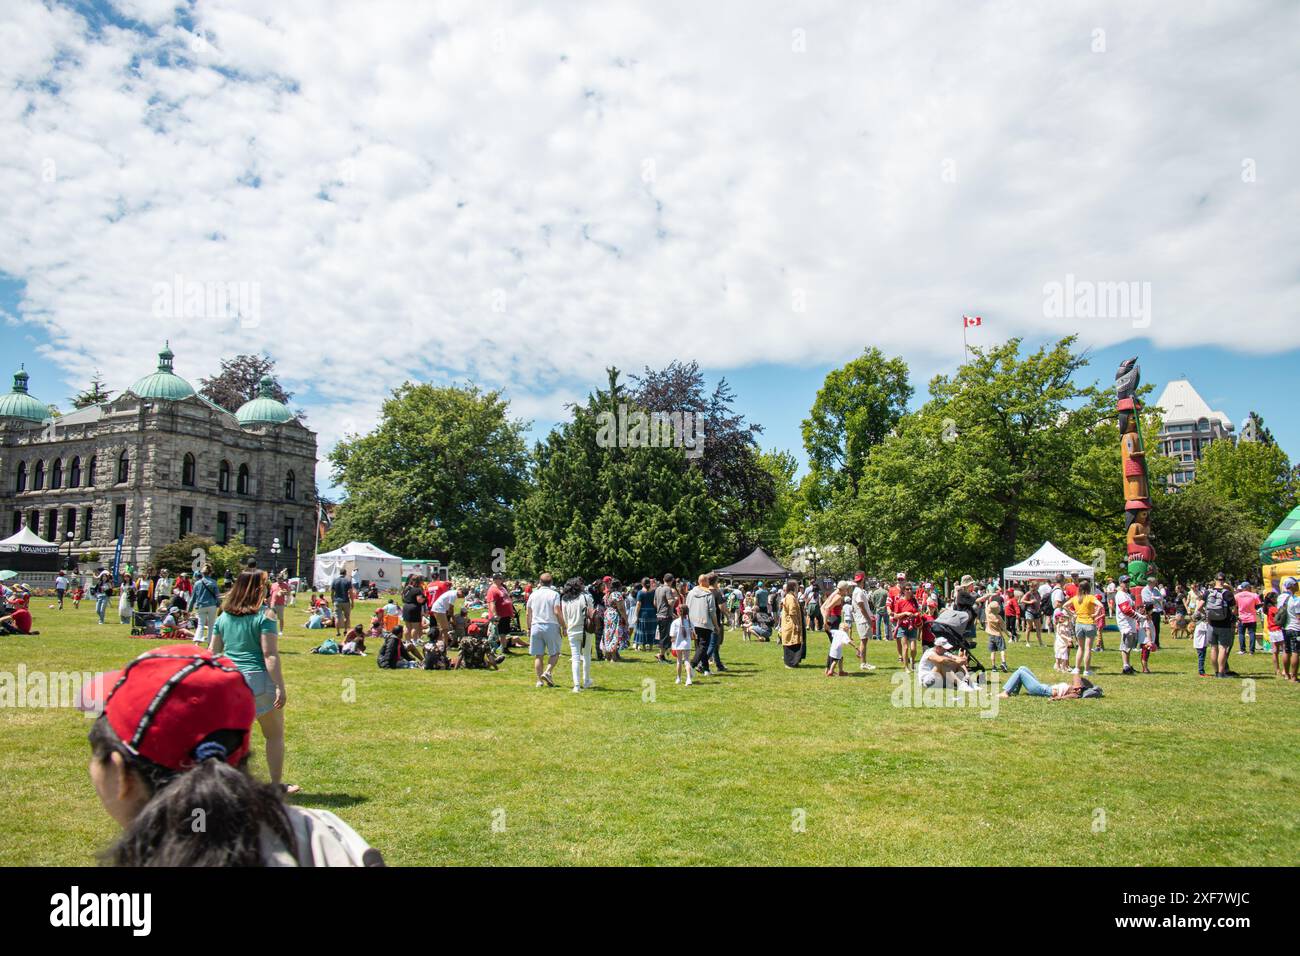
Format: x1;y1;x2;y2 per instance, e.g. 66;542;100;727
0;570;17;581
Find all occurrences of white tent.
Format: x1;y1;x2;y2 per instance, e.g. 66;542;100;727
0;526;58;552
1002;541;1096;583
313;541;403;590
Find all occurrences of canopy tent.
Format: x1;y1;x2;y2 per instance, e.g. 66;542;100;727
0;526;60;573
713;547;794;581
1260;504;1300;592
1002;541;1095;583
313;541;403;590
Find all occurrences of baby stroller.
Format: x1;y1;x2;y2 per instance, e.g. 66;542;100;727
130;610;164;637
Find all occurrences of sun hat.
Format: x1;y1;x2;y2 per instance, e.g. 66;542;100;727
959;574;975;587
77;644;255;772
1284;577;1298;590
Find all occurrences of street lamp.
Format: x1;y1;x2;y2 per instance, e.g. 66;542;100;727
64;531;75;571
270;536;282;575
808;547;820;584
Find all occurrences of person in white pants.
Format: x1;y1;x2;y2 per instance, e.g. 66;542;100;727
560;577;593;691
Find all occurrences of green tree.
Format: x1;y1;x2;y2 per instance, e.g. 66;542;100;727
210;533;257;579
511;371;725;581
752;448;803;560
1150;486;1262;583
199;354;295;413
71;371;114;409
802;347;912;504
326;383;529;569
152;534;216;573
1190;436;1295;534
828;337;1130;577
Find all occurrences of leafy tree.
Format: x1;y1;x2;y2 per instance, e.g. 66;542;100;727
1245;411;1275;446
630;361;774;555
326;383;529;569
199;355;294;412
826;338;1129;577
71;372;114;408
801;347;912;505
1150;486;1262;584
1190;436;1295;534
210;534;257;579
512;370;726;581
752;448;803;560
152;534;217;573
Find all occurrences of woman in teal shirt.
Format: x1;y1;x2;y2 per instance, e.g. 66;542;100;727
210;570;298;793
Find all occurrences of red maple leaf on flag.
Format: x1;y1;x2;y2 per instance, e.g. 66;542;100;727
962;315;982;327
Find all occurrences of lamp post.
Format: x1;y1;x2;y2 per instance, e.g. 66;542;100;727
808;547;820;585
65;531;75;571
271;536;282;575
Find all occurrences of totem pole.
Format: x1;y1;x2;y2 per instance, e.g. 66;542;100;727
1115;358;1154;586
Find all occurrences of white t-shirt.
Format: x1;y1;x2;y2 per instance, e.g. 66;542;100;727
851;587;869;626
527;586;562;628
561;593;590;635
430;589;456;615
1038;582;1052;601
1051;587;1066;609
156;576;173;597
670;616;691;651
1114;590;1137;635
828;629;852;660
55;575;68;590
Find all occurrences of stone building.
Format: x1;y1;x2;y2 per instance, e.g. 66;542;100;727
1151;378;1235;488
0;346;317;574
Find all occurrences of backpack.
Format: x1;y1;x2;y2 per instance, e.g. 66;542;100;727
1204;587;1230;624
1080;685;1104;699
1274;600;1289;631
585;604;602;634
377;635;402;669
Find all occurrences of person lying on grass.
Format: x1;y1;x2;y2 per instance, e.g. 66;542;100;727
78;643;382;866
998;667;1098;700
455;633;503;669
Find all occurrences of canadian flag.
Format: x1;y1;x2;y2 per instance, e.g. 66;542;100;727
962;315;982;327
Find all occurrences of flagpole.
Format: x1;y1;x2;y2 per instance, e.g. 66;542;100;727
962;318;969;364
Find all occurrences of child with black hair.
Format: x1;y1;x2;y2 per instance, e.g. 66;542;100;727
79;644;381;866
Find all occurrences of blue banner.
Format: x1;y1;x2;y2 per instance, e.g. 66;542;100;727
111;535;123;580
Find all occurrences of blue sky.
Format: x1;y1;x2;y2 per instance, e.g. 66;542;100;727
2;1;1297;489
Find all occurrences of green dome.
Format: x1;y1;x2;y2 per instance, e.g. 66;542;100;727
236;375;294;425
0;367;50;422
129;344;196;401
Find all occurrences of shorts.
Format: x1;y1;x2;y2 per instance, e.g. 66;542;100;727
826;615;841;631
496;615;515;635
529;621;562;656
402;605;422;624
1283;632;1300;654
242;670;277;716
334;599;351;615
1209;625;1234;648
1119;629;1139;652
1074;624;1097;643
987;634;1006;652
896;625;916;642
1024;608;1038;621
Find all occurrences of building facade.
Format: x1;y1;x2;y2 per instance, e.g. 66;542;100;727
0;347;317;574
1152;378;1235;487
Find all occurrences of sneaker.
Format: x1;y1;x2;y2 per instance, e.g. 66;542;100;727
541;672;555;687
697;670;711;678
675;677;681;685
535;680;545;688
1083;669;1094;677
863;662;876;671
1121;666;1135;675
685;678;693;686
1070;667;1080;675
583;678;594;689
572;685;581;693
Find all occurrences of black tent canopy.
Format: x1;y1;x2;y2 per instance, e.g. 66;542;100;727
712;547;794;581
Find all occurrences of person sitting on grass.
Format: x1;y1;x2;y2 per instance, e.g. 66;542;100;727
998;667;1098;699
77;643;382;866
0;600;35;635
422;638;452;670
916;636;975;692
305;607;326;629
390;623;424;664
455;632;503;669
341;625;366;655
160;601;195;642
450;606;471;647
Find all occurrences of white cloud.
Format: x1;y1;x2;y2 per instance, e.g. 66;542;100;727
1;0;1297;489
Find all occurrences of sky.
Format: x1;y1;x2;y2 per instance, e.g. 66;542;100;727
2;0;1298;492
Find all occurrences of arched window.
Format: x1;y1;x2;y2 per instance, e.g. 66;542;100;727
69;456;81;488
51;458;62;489
218;460;231;492
33;460;45;490
117;450;129;484
182;453;196;487
284;469;296;500
237;464;250;495
87;455;97;486
15;461;27;493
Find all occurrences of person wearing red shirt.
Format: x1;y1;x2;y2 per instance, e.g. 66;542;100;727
892;584;921;672
887;573;907;663
1004;588;1021;643
485;573;516;652
0;605;33;634
1064;578;1080;600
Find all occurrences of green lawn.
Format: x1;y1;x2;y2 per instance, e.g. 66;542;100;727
1;597;1296;866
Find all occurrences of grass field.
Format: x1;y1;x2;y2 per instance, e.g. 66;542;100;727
1;597;1297;866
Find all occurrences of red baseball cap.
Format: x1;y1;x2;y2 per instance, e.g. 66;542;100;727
78;644;255;772
602;576;613;584
854;572;865;582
